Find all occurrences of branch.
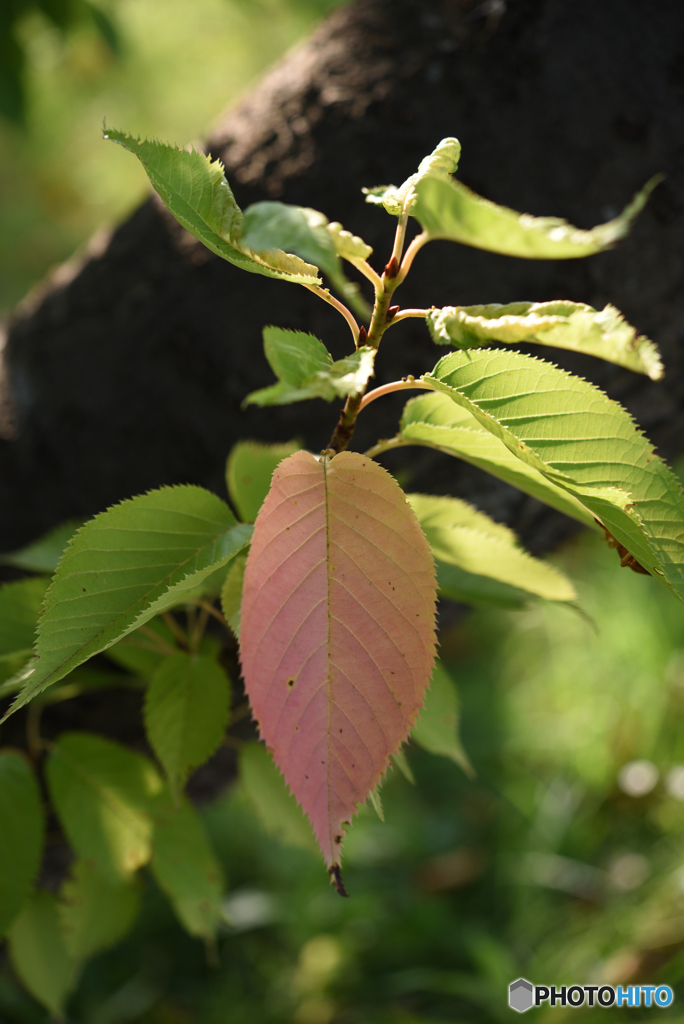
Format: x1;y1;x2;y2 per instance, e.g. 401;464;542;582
304;284;360;344
358;378;436;413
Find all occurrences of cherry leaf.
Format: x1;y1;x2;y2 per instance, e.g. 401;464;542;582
239;451;437;883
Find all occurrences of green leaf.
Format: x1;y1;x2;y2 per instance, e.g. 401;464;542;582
391;748;416;785
427;301;663;380
226;439;302;522
46;732;162;881
0;520;81;574
411;661;472;775
397;392;597;528
8;891;77;1019
435;563;534;609
240;202;372;319
407;493;576;604
0;577;46;661
103;128;321;285
144;653;230;800
3;485;251;715
412;147;660;258
364;137;462;217
150;798;224;940
220;550;247;640
241;202;336;274
58;860;141;961
367;784;384;821
0;752;44;936
245;327;375;407
239;741;317;853
424;348;684;602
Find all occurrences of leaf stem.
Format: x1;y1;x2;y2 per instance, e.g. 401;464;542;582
390;210;410;267
326;234;425;452
162;611;189;650
189;604;210;652
358;378;436;413
387;308;429;325
364;437;407;459
188;599;231;633
305;285;360;345
395;231;428;286
345;256;382;292
26;700;44;760
135;625;178;657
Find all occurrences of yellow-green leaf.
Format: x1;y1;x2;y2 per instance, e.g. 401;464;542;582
8;891;77;1018
408;493;576;605
58;861;141;961
104;128;320;285
427;301;663;380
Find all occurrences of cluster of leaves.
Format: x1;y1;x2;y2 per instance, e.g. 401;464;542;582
0;446;470;1017
1;124;684;1012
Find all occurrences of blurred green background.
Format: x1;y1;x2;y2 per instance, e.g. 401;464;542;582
5;531;684;1023
3;2;684;1021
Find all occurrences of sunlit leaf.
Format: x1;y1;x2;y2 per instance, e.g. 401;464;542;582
226;439;302;522
326;221;373;262
59;861;141;960
411;138;660;258
144;653;230;800
0;752;44;936
8;891;77;1018
103;128;321;284
245;326;375;407
240;451;437;872
364;137;462;217
397;392;596;529
427;301;663;380
424;349;684;601
411;661;472;774
3;486;250;715
239;741;317;853
241;202;372;318
150;798;224;940
408;493;576;604
46;732;162;881
241;202;333;272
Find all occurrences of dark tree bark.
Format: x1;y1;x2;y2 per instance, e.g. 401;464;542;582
1;0;683;560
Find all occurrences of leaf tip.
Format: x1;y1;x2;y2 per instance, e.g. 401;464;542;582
328;864;349;897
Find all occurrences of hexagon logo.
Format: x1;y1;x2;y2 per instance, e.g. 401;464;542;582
509;978;534;1013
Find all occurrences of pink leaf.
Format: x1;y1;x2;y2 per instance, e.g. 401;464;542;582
240;451;437;885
